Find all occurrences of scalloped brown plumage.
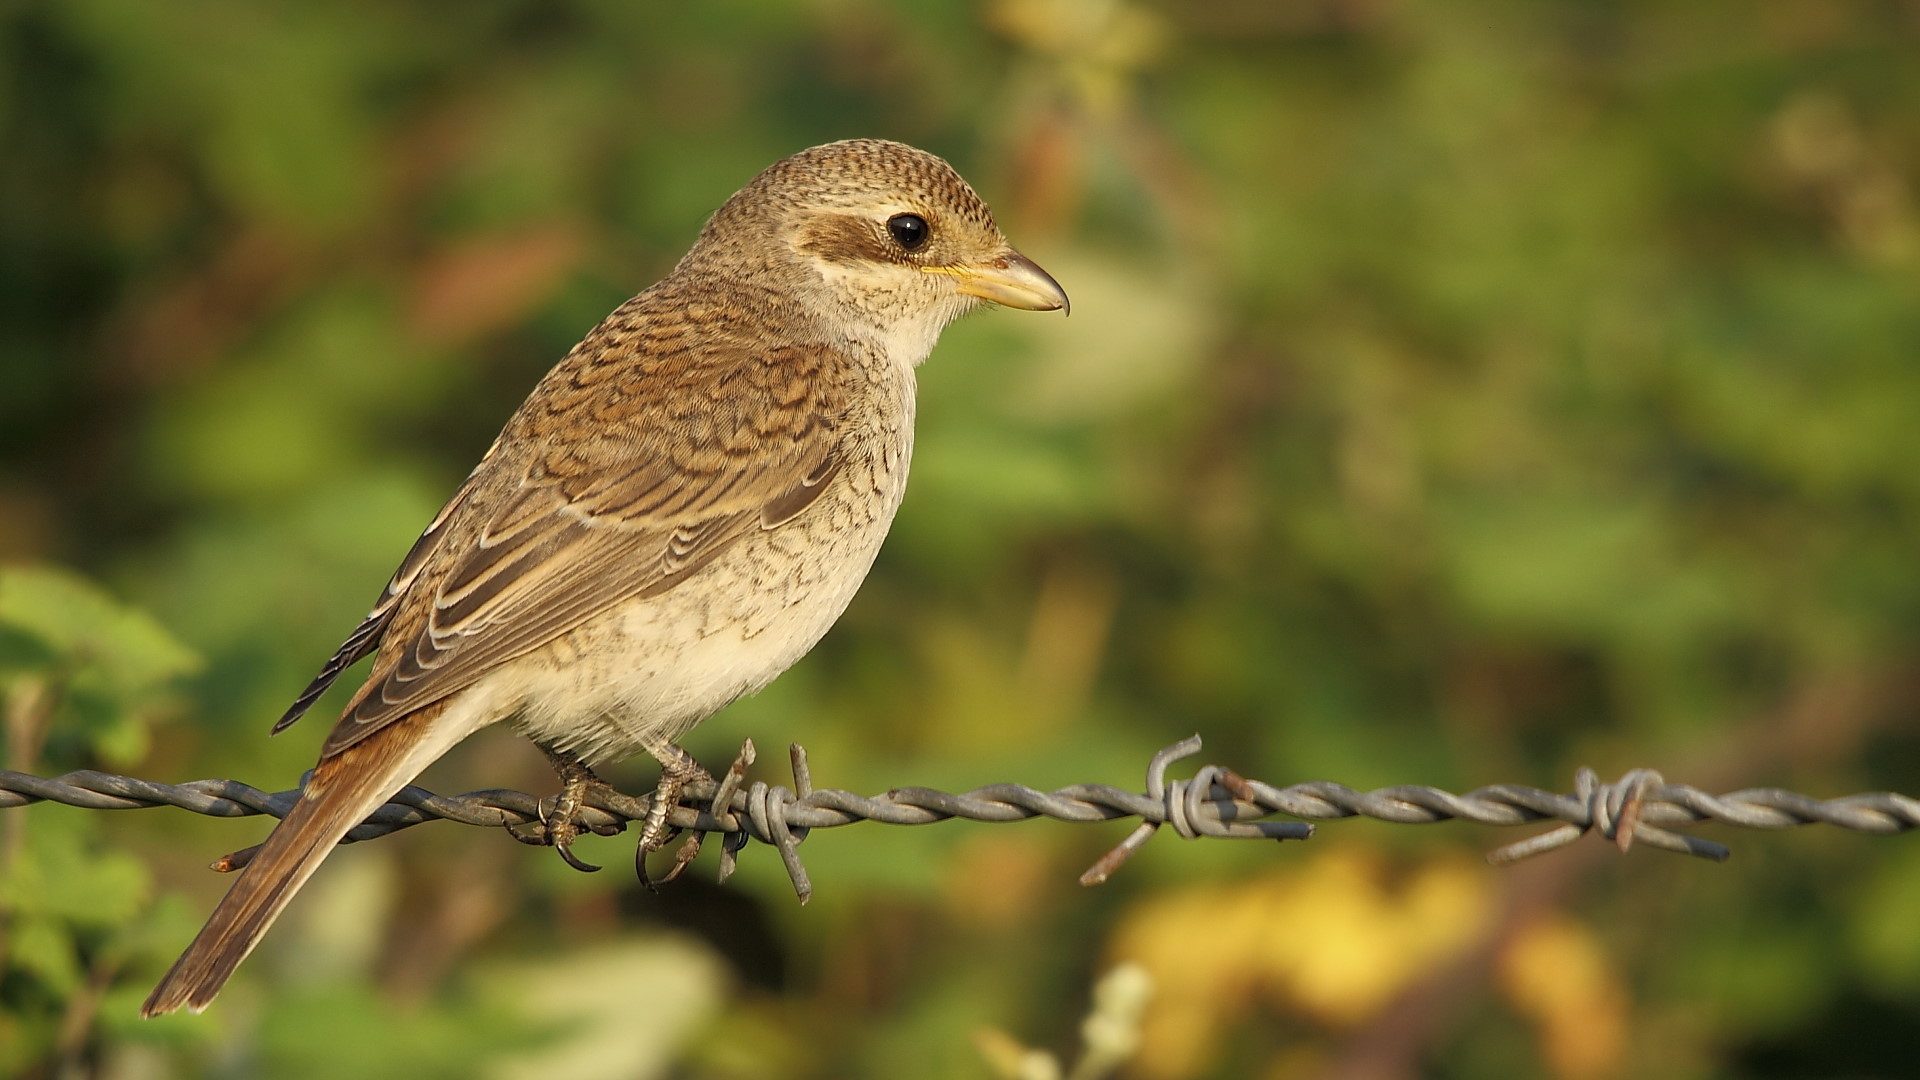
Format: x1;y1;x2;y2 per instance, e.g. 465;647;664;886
142;139;1067;1017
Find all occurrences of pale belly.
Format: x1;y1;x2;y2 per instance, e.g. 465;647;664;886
494;445;908;766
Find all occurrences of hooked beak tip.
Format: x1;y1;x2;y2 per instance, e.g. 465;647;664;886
935;250;1069;314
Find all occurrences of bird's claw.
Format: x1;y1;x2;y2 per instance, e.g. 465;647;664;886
545;790;603;873
634;740;746;890
639;744;714;855
523;754;621;873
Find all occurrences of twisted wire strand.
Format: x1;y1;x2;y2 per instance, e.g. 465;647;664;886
3;737;1914;900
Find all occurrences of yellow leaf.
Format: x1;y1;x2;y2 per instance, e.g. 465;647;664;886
1109;849;1491;1079
1497;913;1628;1079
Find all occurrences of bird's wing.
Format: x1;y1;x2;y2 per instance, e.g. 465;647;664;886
315;335;853;757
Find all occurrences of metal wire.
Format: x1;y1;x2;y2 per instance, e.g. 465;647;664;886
2;736;1914;902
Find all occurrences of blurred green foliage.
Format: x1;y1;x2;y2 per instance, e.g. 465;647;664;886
3;0;1918;1077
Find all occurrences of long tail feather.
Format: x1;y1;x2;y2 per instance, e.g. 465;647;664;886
142;702;452;1017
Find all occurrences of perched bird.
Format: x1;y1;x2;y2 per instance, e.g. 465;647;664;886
141;138;1067;1016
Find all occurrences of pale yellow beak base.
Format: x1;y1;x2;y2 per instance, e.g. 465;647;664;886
926;251;1070;314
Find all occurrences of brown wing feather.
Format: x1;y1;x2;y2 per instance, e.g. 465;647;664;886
318;325;853;758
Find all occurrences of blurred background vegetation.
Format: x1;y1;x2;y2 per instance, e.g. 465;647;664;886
3;0;1918;1076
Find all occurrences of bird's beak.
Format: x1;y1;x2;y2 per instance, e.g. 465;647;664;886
924;250;1070;314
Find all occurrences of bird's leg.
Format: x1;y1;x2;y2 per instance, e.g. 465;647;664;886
647;740;755;889
639;740;713;856
534;746;619;873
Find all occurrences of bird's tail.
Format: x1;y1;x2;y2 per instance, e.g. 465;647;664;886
141;701;450;1017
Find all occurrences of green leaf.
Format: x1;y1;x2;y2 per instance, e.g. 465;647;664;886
9;915;83;997
0;815;153;927
0;565;201;695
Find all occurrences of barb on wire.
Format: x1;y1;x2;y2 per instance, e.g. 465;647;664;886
1;737;1914;903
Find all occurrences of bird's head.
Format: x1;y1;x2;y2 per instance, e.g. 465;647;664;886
685;139;1068;364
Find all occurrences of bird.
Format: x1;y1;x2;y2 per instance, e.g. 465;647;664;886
140;138;1068;1017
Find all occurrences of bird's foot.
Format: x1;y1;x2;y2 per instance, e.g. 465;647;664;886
639;743;713;856
509;752;622;872
636;739;756;890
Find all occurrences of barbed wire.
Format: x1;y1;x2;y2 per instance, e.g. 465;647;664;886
1;736;1913;902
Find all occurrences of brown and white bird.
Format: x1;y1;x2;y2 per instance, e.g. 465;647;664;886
141;138;1067;1016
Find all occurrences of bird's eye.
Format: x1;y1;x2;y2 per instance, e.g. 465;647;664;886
886;213;930;252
